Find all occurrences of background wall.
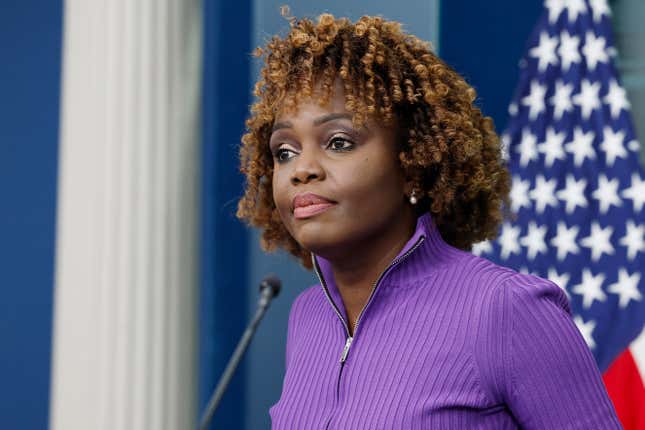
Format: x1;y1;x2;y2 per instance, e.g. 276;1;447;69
0;1;63;429
200;1;251;428
440;1;544;131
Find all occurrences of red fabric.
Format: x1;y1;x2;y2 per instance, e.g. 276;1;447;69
603;349;645;430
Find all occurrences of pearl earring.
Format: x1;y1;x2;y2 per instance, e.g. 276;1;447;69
409;189;418;205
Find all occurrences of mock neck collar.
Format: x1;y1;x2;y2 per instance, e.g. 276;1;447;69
311;212;461;326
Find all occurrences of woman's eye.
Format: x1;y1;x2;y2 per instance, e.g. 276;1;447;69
328;136;354;151
275;148;296;162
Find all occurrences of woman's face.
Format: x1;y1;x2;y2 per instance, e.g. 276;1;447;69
270;80;413;259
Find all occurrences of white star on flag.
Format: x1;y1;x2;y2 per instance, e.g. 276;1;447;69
601;126;627;166
589;0;611;22
580;222;615;261
607;268;642;308
558;32;581;71
522;81;547;120
603;79;630;119
582;32;609;71
572;268;607;309
592;174;622;214
499;223;522;260
565;127;596;167
550;221;580;261
516;129;539;167
546;0;567;23
573;80;601;119
471;240;493;256
538;127;567;167
530;175;559;213
556;174;587;214
510;176;532;212
548;267;571;299
520;221;548;260
574;316;597;349
550;80;575;120
565;0;588;22
530;32;559;72
622;173;645;211
619;220;645;261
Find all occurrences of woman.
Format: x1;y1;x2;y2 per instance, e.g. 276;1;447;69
236;11;622;429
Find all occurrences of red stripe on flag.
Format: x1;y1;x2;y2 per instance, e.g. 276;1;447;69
602;349;645;430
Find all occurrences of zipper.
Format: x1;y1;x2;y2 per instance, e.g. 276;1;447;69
313;234;426;362
313;235;426;430
340;337;353;363
350;235;426;346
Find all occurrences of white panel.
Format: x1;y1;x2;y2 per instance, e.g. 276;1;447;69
50;0;202;428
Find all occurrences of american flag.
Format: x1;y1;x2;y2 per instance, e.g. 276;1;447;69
472;0;645;427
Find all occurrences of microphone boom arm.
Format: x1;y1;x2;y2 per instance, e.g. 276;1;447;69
198;275;281;430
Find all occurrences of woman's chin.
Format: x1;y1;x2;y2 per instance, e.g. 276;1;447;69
293;229;338;257
294;236;333;257
295;233;356;263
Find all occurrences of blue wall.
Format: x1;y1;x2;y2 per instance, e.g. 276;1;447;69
440;1;544;131
0;1;63;429
200;0;251;428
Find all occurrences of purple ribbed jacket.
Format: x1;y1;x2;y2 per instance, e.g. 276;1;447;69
269;213;622;429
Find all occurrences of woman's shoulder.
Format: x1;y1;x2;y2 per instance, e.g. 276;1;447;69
484;260;571;317
455;251;571;315
287;283;324;317
294;283;320;303
415;247;573;337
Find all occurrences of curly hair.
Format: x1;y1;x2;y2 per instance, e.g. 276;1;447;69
236;10;514;269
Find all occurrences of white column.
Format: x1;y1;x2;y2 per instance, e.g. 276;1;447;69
50;0;202;429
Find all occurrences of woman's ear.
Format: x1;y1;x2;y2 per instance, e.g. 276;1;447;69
403;180;417;200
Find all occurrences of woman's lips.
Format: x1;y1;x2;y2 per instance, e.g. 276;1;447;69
292;192;337;219
293;202;336;219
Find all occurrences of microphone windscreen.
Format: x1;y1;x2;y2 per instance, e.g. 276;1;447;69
260;273;282;298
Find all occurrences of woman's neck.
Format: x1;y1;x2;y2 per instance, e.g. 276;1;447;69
322;207;418;332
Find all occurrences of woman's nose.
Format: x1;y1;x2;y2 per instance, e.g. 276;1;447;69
291;149;325;185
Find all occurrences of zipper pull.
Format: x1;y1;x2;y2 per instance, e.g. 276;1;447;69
339;337;353;363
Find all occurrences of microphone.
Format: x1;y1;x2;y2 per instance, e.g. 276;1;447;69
198;274;282;430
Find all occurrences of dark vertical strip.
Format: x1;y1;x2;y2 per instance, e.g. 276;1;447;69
439;0;543;131
0;0;63;428
611;0;645;163
199;0;251;428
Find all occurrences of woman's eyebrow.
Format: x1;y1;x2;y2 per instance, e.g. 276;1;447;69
313;112;353;125
271;112;353;132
